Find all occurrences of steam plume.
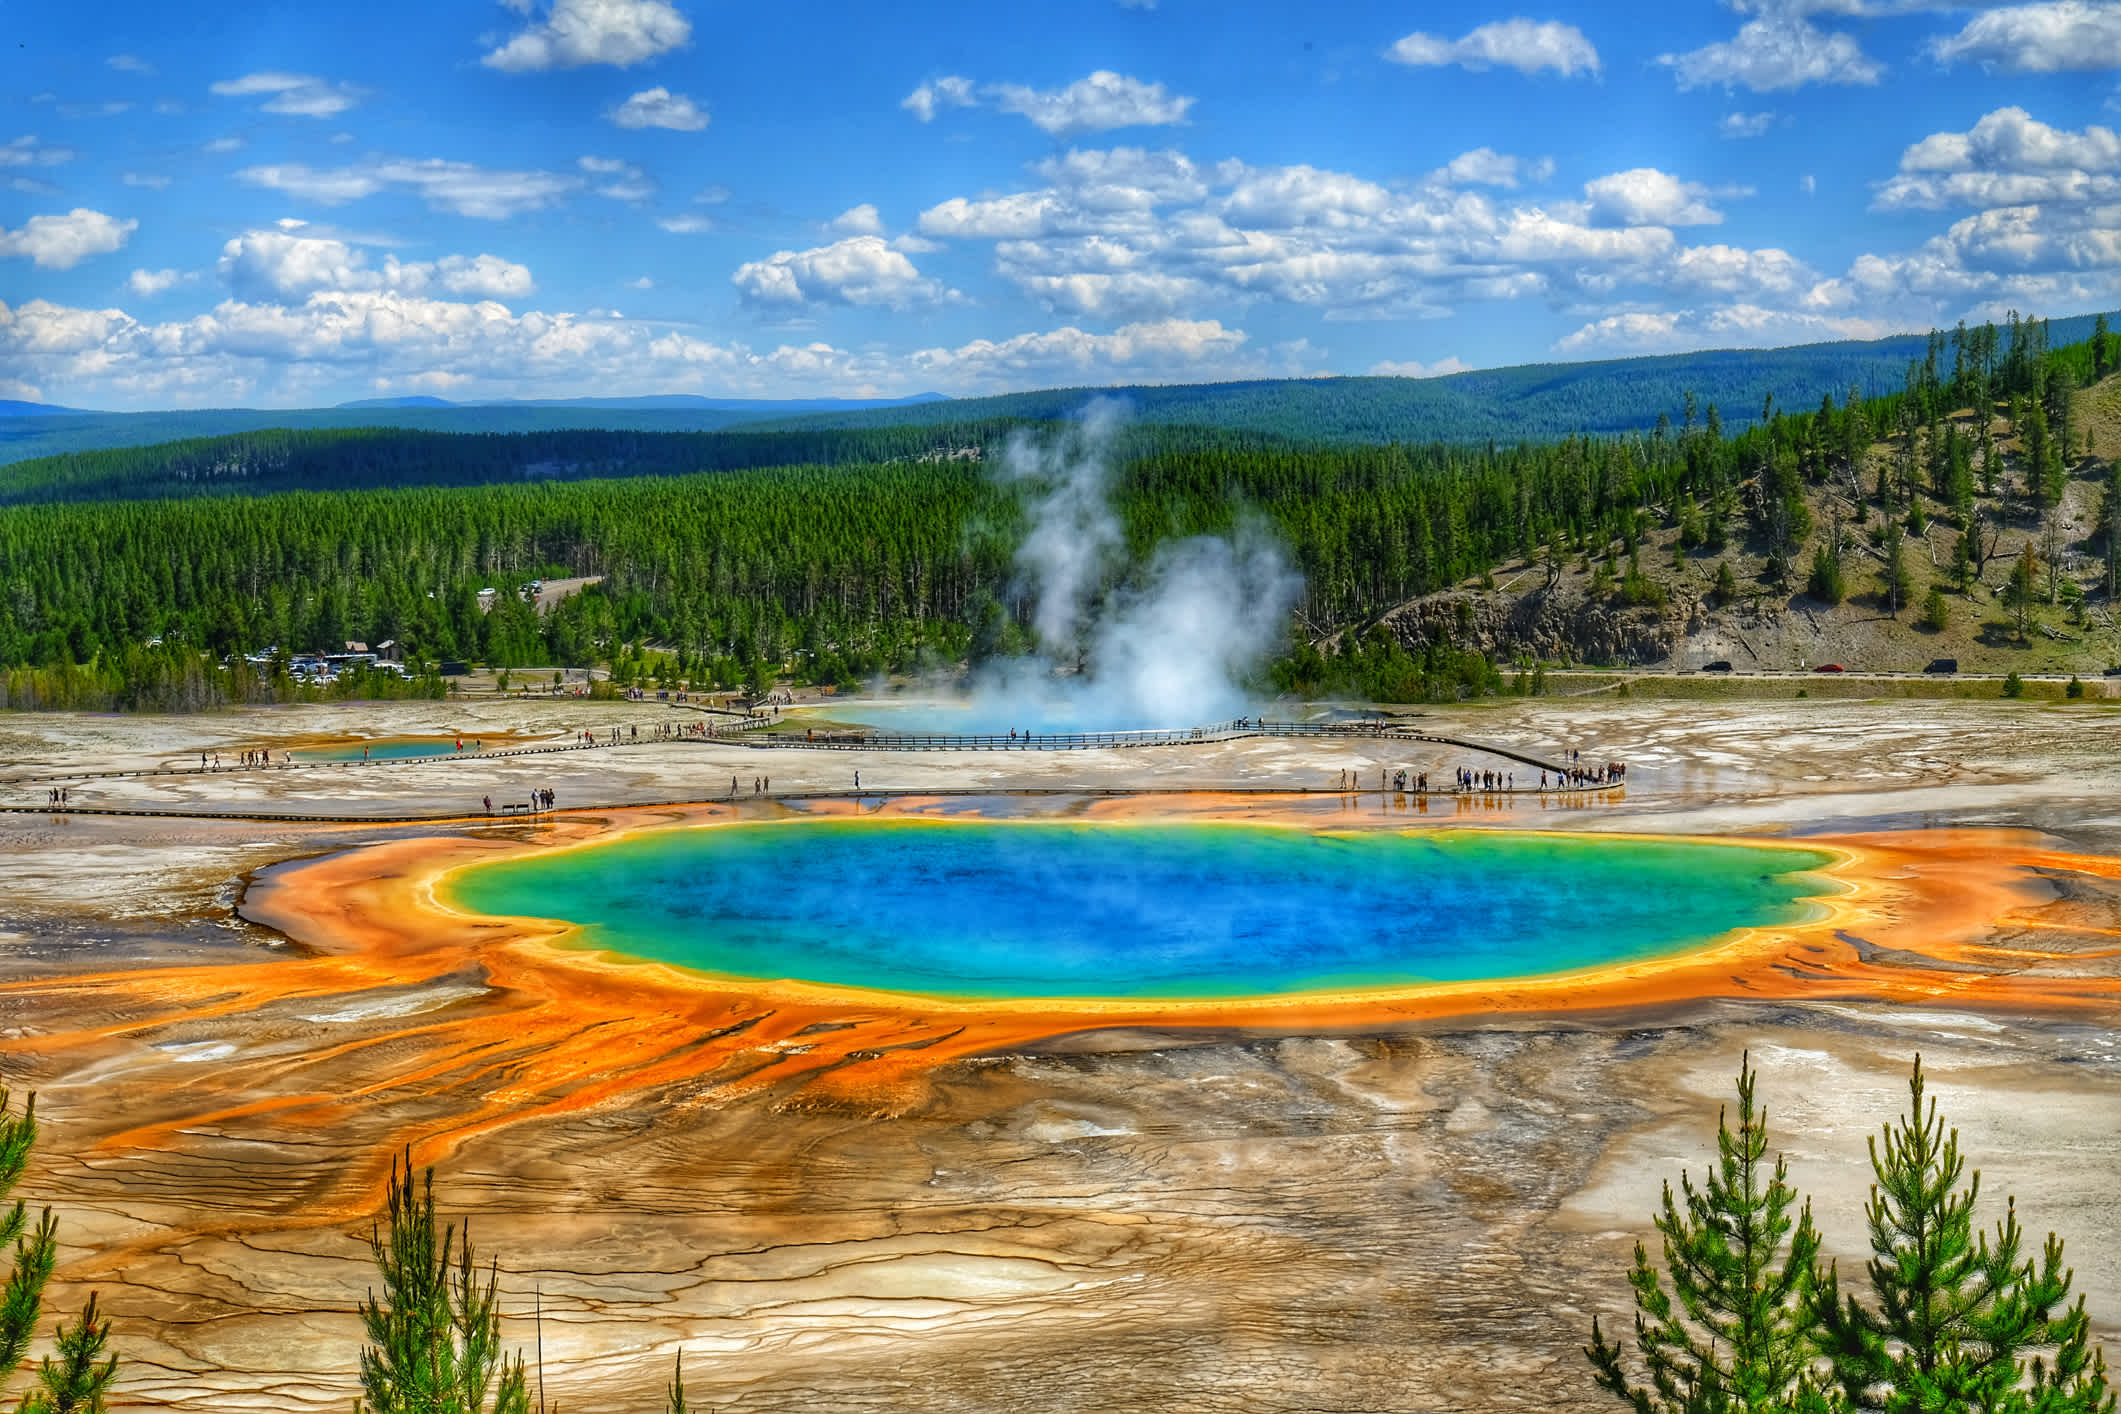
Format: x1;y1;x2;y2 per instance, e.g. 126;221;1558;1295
962;402;1303;730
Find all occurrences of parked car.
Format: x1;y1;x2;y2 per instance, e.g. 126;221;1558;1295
1814;663;1845;673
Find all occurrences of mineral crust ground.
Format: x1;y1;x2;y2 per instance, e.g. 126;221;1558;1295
3;695;2119;1412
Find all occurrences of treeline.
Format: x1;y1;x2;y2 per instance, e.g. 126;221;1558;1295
1;316;2115;710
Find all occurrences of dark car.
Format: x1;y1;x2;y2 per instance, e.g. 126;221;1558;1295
1926;658;1959;675
1701;660;1734;672
1814;663;1845;673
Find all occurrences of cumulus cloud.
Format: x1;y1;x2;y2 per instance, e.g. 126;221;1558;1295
916;146;1808;324
216;229;537;301
1386;19;1602;77
909;318;1253;386
0;209;137;270
1438;147;1547;187
1;137;76;168
238;157;583;218
831;203;884;235
483;0;691;71
210;71;365;117
1785;104;2121;338
1369;355;1470;377
1874;107;2121;210
1583;168;1739;226
657;214;712;233
1660;15;1883;91
1928;1;2121;71
0;285;1291;408
578;155;655;202
902;75;976;122
903;71;1193;135
127;267;185;297
731;235;952;309
1555;305;1887;355
1719;110;1780;138
608;85;708;130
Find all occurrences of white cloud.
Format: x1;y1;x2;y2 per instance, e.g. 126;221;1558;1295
609;85;708;130
1660;15;1884;91
914;147;1807;324
1875;107;2121;210
1;137;75;168
901;75;976;122
1439;147;1536;187
1719;110;1780;138
993;71;1194;135
1369;356;1470;377
127;267;185;297
657;214;712;233
1386;19;1602;77
0;288;1292;407
216;230;536;301
831;203;884;235
238;158;583;218
731;235;952;309
483;0;691;71
1555;305;1887;355
628;275;654;289
203;136;245;154
1583;168;1737;226
107;54;155;75
0;209;137;270
210;71;364;117
1928;1;2121;72
578;154;655;202
122;172;171;189
903;71;1193;135
1793;105;2121;336
909;318;1258;388
1801;173;1818;193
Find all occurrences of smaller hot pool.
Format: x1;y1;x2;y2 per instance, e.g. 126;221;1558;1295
299;736;510;761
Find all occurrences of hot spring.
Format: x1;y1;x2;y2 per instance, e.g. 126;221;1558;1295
442;822;1835;1001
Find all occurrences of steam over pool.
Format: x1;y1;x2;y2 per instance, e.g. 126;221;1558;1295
444;822;1833;1000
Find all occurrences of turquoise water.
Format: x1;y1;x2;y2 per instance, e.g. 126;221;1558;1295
443;822;1834;1000
301;737;489;761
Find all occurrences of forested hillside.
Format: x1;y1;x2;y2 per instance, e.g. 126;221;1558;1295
3;312;2116;711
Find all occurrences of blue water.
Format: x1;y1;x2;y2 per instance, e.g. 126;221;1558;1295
444;821;1833;1000
301;737;490;761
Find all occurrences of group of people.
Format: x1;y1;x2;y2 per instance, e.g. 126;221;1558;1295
1550;750;1626;788
480;788;557;815
44;787;71;809
731;775;772;797
1332;758;1630;796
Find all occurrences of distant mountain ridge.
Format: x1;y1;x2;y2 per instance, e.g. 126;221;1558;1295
334;393;951;411
4;312;2113;465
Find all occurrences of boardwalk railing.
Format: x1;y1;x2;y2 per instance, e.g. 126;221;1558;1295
9;711;1583;787
726;719;1574;776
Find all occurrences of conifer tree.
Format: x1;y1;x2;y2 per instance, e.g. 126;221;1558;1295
1812;1058;2114;1414
1586;1055;1826;1413
355;1153;531;1414
0;1090;118;1414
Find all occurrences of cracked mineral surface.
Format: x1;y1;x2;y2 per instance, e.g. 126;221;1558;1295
3;695;2119;1411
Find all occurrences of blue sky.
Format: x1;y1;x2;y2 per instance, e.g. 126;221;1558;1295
4;0;2120;408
